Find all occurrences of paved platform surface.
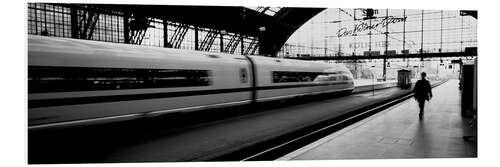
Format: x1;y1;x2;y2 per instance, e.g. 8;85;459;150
354;79;397;87
279;79;476;160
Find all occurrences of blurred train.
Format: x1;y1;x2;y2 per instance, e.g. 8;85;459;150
28;35;355;130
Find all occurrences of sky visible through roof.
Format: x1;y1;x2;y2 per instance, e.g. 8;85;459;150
245;6;283;16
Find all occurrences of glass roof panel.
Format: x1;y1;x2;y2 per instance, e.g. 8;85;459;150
245;6;282;16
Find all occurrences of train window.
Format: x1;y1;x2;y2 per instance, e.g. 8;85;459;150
272;71;331;83
329;75;337;81
272;71;349;83
314;76;329;82
28;66;212;93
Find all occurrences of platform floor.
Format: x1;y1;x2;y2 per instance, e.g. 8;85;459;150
279;79;476;160
354;79;397;87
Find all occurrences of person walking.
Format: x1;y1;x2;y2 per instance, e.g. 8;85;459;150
413;72;433;119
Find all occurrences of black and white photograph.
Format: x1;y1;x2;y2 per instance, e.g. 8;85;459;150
3;0;498;167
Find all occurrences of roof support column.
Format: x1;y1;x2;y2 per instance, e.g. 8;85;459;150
220;32;224;52
420;10;424;61
240;34;244;55
123;12;130;44
383;9;389;81
194;26;199;50
163;17;169;48
258;27;277;57
70;5;79;39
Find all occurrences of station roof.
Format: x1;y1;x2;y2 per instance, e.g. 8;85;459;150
80;4;326;56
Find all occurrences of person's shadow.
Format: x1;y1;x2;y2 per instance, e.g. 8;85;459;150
411;120;434;157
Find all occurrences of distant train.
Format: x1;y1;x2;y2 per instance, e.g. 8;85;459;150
28;35;355;130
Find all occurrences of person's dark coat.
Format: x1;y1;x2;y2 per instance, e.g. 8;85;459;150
413;79;432;101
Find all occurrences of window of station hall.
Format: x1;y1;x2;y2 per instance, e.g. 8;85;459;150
279;9;477;58
27;3;261;56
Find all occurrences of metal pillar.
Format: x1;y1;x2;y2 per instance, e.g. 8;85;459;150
368;19;372;56
194;26;199;50
420;10;424;61
337;8;342;57
52;5;56;36
383;9;388;81
460;14;464;52
353;10;357;79
163;17;169;47
123;12;130;44
403;10;406;52
33;4;38;34
220;32;224;52
310;19;314;56
440;10;443;53
43;4;48;35
240;35;244;55
70;6;79;39
324;10;328;57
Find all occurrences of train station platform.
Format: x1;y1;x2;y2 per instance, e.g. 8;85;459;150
354;79;397;87
279;79;477;160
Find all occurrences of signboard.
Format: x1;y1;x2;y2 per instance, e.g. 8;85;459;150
336;17;406;37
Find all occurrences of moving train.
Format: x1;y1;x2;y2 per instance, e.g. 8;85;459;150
28;35;355;130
